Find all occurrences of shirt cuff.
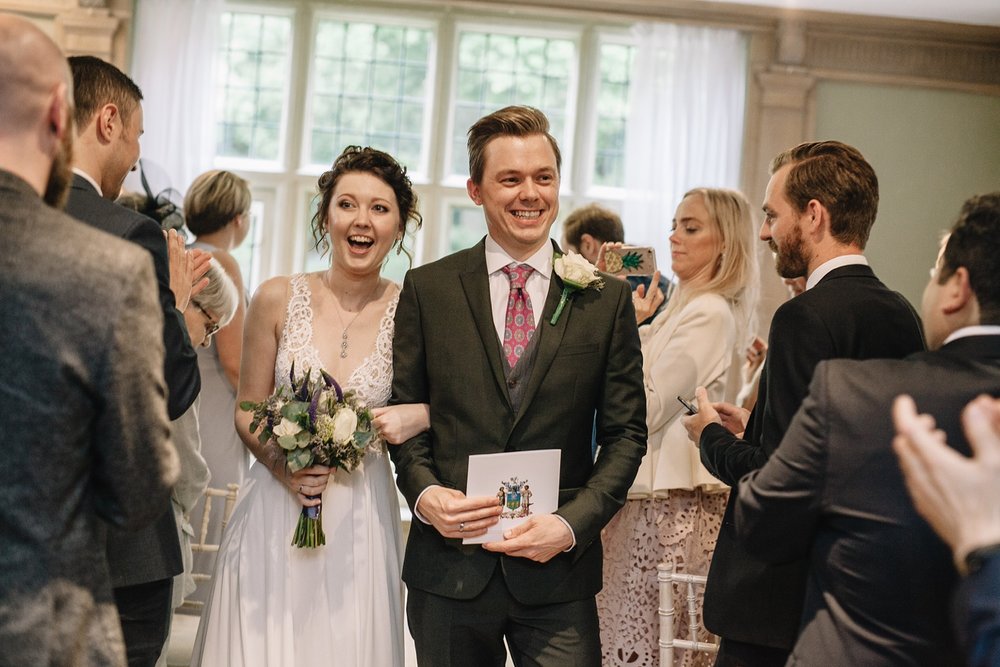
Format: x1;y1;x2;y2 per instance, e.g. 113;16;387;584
413;485;440;524
554;514;577;551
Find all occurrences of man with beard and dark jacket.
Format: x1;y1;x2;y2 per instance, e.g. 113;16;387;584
683;141;925;666
0;15;178;666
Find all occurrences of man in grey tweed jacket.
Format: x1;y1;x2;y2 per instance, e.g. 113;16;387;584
0;15;178;667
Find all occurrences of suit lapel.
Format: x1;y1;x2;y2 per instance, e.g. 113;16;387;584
459;241;511;405
513;251;570;424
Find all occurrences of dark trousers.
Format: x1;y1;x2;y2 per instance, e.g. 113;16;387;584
714;637;791;667
113;578;173;667
407;566;600;667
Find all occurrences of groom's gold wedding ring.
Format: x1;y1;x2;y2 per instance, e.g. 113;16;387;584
459;522;465;532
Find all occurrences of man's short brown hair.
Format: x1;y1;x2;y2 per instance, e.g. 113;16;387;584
562;203;624;248
467;105;561;184
68;55;143;130
771;140;878;249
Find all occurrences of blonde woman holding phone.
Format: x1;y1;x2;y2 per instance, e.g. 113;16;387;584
597;188;758;666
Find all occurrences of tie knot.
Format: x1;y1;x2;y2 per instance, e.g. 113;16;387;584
502;263;534;290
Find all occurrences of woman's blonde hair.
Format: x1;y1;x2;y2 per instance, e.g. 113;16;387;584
662;187;759;351
184;170;252;236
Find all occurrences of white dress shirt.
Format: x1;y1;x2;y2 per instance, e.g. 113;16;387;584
805;254;868;290
71;167;103;198
943;325;1000;346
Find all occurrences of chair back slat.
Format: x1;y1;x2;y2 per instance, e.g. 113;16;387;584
656;564;720;666
179;483;240;613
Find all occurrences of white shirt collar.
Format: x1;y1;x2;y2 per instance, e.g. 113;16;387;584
485;235;553;278
72;167;103;198
943;325;1000;346
806;254;868;290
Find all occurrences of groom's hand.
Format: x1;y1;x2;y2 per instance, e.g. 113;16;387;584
416;486;501;539
482;515;572;563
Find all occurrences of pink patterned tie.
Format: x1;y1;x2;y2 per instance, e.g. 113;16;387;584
501;263;536;368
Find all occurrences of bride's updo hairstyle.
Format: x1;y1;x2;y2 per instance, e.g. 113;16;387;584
310;145;423;263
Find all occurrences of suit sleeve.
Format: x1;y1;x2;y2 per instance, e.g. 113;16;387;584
956;554;1000;667
91;257;179;530
700;426;767;485
555;279;647;550
732;363;831;563
701;297;834;484
388;272;439;510
126;217;200;419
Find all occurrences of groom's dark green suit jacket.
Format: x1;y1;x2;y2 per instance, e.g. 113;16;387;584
390;239;647;606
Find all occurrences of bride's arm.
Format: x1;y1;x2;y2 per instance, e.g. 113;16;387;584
234;277;330;505
371;404;430;445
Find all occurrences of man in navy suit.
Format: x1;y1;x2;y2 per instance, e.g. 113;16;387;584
64;55;202;667
683;141;925;666
732;193;1000;665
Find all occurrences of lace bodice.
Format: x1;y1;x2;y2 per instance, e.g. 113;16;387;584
274;274;398;456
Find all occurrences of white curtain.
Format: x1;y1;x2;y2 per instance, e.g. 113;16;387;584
129;0;223;194
622;22;748;278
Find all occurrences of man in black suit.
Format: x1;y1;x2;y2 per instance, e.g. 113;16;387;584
732;192;1000;665
683;141;925;666
64;55;201;667
390;106;646;666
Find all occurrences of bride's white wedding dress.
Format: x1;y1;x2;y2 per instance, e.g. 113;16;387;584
191;274;405;667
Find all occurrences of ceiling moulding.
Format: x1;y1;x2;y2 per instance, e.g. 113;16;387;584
395;0;1000;43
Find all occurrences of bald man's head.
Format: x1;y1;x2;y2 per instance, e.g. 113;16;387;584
0;15;72;135
0;14;74;207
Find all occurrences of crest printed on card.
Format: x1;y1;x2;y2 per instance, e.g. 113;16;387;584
497;477;533;519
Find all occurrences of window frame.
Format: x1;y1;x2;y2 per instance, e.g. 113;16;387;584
213;1;641;282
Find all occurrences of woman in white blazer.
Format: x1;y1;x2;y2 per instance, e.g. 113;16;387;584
598;188;759;667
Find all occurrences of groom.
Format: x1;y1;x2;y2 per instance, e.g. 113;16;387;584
391;105;647;666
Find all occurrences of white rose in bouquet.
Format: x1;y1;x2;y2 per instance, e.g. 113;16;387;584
273;417;302;438
330;406;359;445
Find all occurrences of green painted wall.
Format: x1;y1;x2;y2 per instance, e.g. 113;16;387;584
813;81;1000;308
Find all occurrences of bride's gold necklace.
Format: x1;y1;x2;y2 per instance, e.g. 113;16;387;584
325;274;381;359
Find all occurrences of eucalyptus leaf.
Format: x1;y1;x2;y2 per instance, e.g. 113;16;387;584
277;434;299;450
354;430;373;448
287;447;314;473
282;401;309;420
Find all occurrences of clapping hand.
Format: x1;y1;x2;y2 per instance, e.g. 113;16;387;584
165;229;211;311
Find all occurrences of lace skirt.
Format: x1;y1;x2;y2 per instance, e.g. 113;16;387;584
597;490;728;667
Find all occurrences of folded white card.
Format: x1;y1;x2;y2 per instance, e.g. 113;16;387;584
463;449;561;545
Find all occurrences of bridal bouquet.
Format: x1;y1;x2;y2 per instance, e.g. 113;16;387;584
240;363;375;547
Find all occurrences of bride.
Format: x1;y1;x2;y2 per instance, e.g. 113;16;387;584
191;146;428;666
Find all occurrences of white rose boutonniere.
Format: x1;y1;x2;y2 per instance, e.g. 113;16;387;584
550;251;605;325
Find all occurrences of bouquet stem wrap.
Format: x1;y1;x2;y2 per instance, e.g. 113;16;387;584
293;496;326;548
